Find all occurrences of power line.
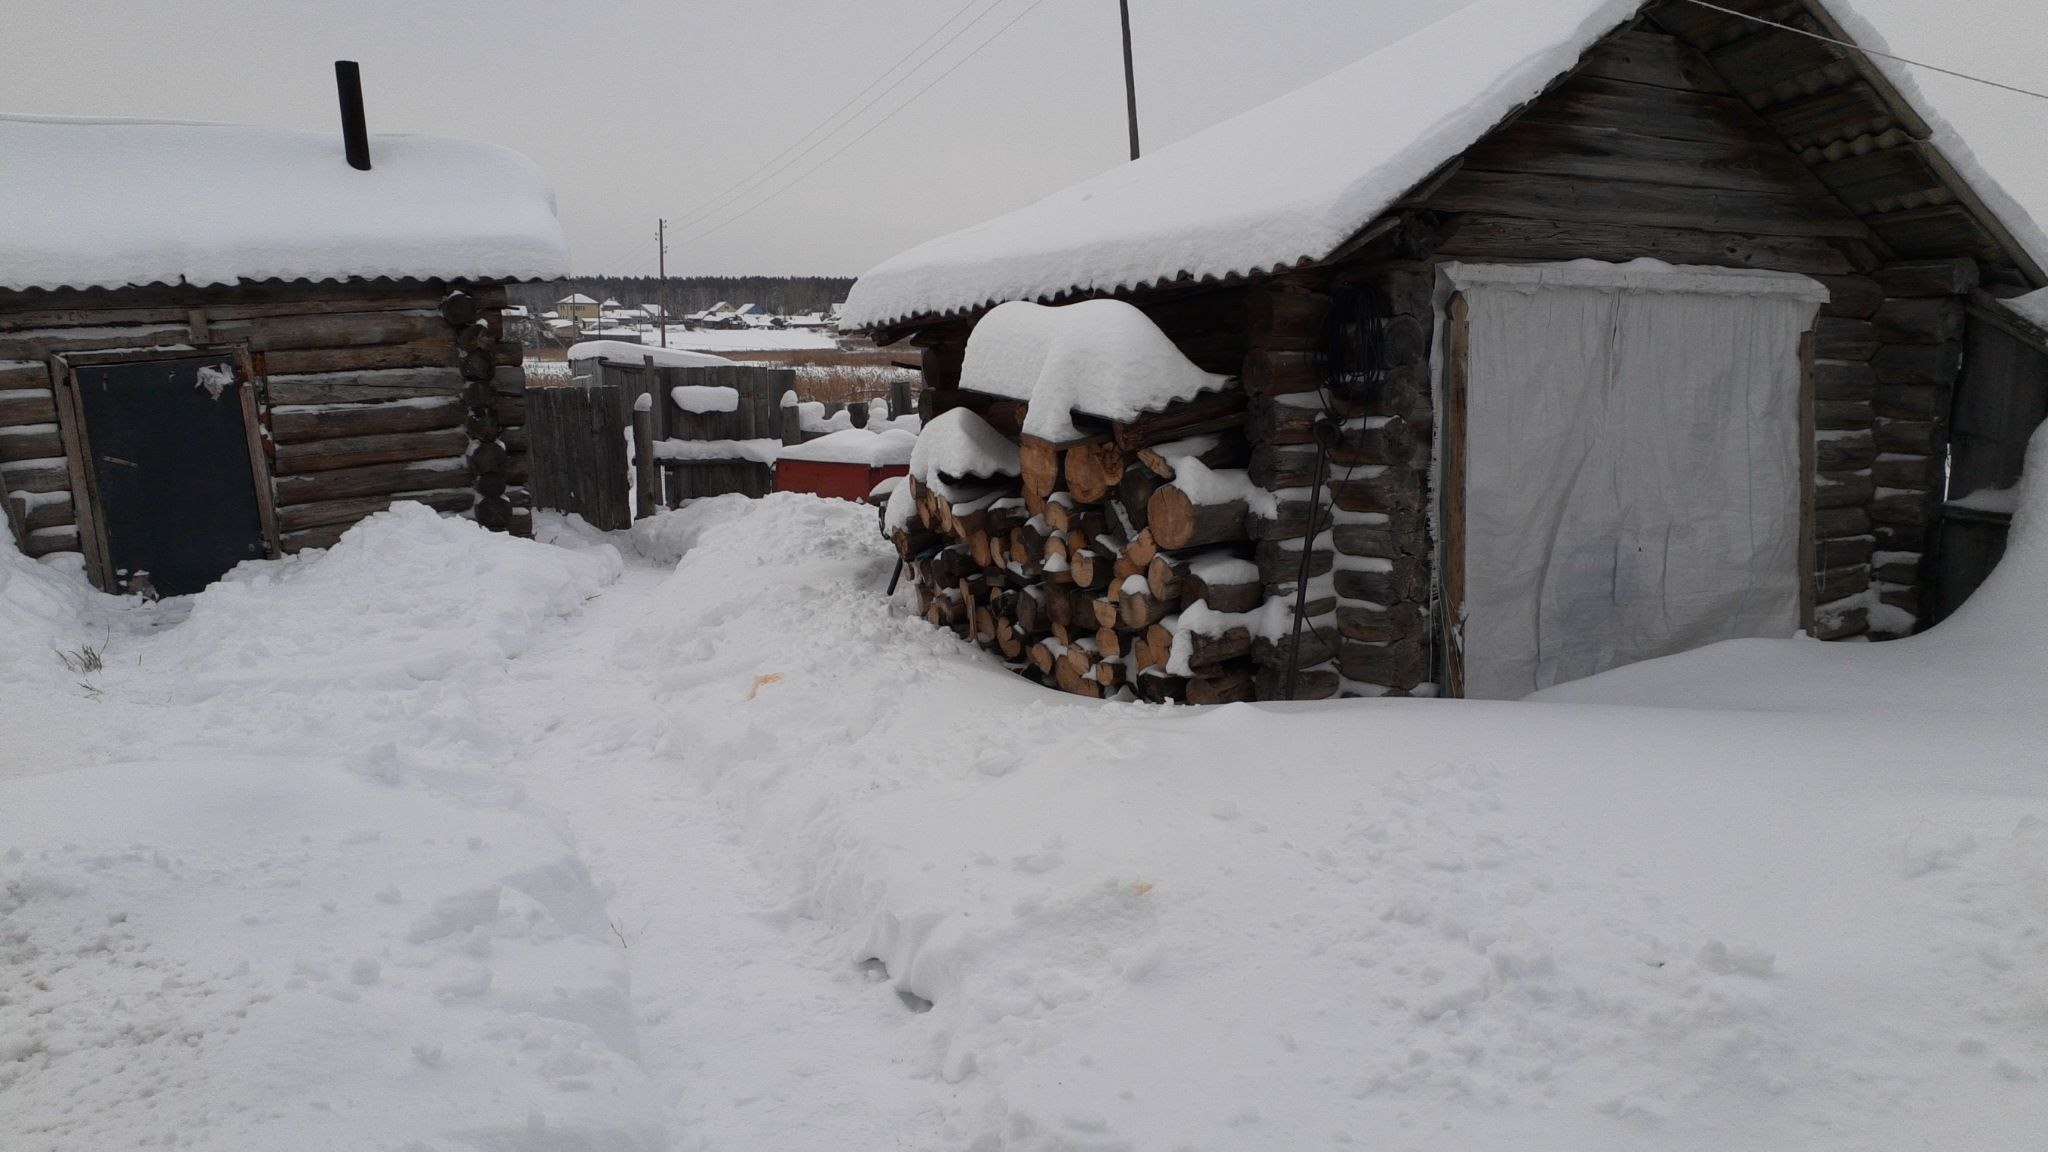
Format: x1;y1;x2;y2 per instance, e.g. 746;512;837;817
669;0;1005;232
678;0;1048;246
1676;0;2048;103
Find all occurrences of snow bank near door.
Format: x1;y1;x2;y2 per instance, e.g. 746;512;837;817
1541;420;2048;713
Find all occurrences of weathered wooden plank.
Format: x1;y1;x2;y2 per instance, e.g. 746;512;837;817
1812;274;1883;318
0;291;446;332
19;491;74;531
277;487;473;533
1428;169;1866;238
1458;118;1822;195
262;367;466;406
0;387;57;428
1873;297;1966;345
1868;204;2009;264
1433;214;1856;274
1575;29;1731;93
1759;81;1897;151
273;456;471;507
1646;0;1788;50
0;310;447;362
1514;74;1788;147
1705;13;1844;103
0;426;63;464
1873;341;1962;386
272;427;470;475
1814;317;1876;361
1807;143;1943;213
0;362;50;389
262;338;459;375
1876;259;1980;298
269;396;466;444
24;525;79;556
0;278;464;316
1813;358;1875;400
0;458;69;494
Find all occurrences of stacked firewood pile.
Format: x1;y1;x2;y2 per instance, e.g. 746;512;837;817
887;383;1326;703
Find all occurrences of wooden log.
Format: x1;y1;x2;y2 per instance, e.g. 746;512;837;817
1146;552;1186;604
276;487;472;533
265;339;459;375
0;388;58;428
1253;627;1338;672
1813;317;1876;362
18;491;73;531
1245;287;1331;346
1184;668;1254;705
474;495;513;531
1815;433;1875;472
1872;342;1961;386
1018;438;1064;514
1337;638;1428;688
1029;638;1061;676
1109;388;1247;450
272;427;470;475
1257;540;1334;585
1332;556;1428;604
1873;384;1946;421
1336;600;1423;644
272;456;469;506
1427;168;1869;239
1329;468;1424;514
1812;274;1884;318
1815;470;1876;510
1147;483;1249;550
1813;359;1875;402
1137;433;1249;480
1433;214;1857;275
1176;625;1254;670
0;309;449;363
1875;259;1979;298
1255;665;1340;701
1118;589;1171;630
1242;349;1320;398
1054;659;1104;698
1816;505;1872;538
1250;498;1331;542
1817;535;1875;571
1186;561;1263;614
1115;463;1161;533
1873;297;1966;345
1875;419;1940;454
1065;441;1129;505
1069;541;1114;591
0;427;63;464
269;397;466;443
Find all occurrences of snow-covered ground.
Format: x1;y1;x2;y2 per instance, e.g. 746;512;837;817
4;473;2046;1150
658;327;839;353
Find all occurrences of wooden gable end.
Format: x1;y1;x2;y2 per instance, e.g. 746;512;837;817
1422;1;2038;288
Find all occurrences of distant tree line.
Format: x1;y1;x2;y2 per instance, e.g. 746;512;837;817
509;276;856;316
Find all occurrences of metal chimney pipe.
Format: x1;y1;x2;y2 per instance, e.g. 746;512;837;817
334;60;371;171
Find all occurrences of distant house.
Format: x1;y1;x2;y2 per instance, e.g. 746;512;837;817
555;293;599;322
845;0;2048;702
0;113;567;596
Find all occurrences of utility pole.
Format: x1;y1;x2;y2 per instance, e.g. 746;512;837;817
655;218;670;348
1119;0;1140;160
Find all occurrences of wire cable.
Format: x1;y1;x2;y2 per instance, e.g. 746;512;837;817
1675;0;2048;103
677;0;1049;246
668;0;1001;232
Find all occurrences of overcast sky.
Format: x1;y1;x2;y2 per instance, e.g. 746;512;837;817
7;1;2048;279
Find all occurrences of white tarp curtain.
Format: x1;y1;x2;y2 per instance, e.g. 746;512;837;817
1439;260;1828;700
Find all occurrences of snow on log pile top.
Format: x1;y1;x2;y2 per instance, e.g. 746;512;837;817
566;341;734;369
779;427;917;467
961;300;1230;443
843;0;2048;329
0;115;569;291
908;408;1019;485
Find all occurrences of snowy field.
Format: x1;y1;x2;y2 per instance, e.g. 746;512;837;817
3;477;2046;1150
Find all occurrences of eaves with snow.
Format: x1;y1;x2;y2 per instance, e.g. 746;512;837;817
842;0;2048;332
0;114;570;292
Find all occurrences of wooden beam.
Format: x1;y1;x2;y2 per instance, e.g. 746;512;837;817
1433;214;1857;274
1442;292;1469;699
1428;169;1869;239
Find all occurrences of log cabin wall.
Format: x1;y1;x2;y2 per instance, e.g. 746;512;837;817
0;278;533;573
1404;8;2037;647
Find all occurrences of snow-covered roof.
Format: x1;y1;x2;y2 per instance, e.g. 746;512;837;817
559;293;597;305
0;114;569;293
565;340;734;369
843;0;2048;330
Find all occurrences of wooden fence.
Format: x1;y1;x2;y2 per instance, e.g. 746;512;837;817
527;358;796;525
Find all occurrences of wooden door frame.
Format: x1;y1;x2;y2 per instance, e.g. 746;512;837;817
1436;294;1821;696
50;346;282;592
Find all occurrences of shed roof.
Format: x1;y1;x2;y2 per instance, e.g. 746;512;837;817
0;114;570;293
843;0;2048;330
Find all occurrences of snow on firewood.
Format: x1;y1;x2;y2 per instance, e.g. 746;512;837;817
959;299;1229;443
